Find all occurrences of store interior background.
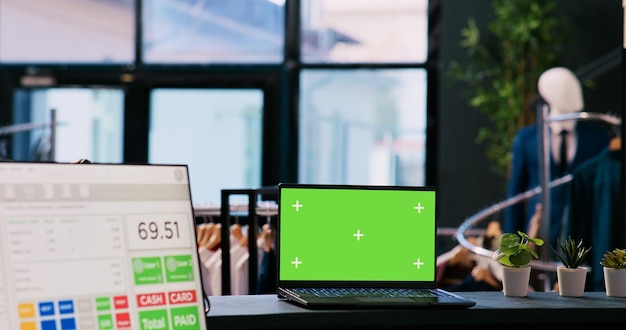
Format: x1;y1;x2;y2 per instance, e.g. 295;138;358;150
439;0;622;240
0;0;623;251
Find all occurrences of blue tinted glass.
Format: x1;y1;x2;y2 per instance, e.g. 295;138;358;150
299;69;427;186
10;88;124;163
143;0;285;63
301;0;428;63
149;89;263;205
0;0;134;63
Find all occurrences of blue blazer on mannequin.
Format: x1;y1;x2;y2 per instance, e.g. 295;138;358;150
503;120;610;248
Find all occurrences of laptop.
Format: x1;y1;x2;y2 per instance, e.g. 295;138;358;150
276;183;476;309
0;162;208;329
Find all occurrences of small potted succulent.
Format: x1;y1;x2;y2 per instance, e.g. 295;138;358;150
550;236;592;297
493;231;544;297
600;248;626;297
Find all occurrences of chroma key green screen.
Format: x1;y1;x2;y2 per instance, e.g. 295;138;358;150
278;185;437;282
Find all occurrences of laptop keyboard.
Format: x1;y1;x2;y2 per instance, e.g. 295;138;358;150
291;288;441;298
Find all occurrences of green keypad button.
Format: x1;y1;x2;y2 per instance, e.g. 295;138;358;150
165;255;194;283
133;257;164;285
98;314;114;330
170;306;201;330
95;297;111;311
139;309;169;330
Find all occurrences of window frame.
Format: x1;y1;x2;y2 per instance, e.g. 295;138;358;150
0;0;439;187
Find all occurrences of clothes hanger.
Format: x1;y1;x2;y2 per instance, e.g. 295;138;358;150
205;223;222;251
260;221;275;252
230;214;244;244
239;224;250;248
609;136;621;151
198;222;216;248
607;123;621;151
227;213;248;247
254;206;275;252
196;224;207;245
196;215;210;244
231;224;243;242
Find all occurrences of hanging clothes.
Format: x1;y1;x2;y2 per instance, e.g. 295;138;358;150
230;238;248;295
564;146;625;292
504;120;611;249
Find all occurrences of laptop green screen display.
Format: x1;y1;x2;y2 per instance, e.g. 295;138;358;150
278;185;437;282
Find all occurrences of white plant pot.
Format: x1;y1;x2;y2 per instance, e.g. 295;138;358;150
501;266;531;297
603;267;626;297
556;266;587;297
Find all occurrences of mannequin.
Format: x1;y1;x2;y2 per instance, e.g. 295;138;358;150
503;67;611;251
538;66;582;126
538;67;582;168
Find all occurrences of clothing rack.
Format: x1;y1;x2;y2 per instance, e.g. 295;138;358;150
456;111;621;273
218;187;278;295
536;109;621;262
194;202;278;221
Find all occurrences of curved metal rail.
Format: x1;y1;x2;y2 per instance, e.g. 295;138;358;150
454;175;572;272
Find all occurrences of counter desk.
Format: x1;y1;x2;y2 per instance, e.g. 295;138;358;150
205;291;626;330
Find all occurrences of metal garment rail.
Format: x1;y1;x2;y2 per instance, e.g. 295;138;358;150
218;187;278;295
455;175;571;272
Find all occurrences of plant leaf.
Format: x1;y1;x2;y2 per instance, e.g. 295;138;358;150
509;249;532;267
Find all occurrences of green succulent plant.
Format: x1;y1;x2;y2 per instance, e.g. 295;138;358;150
493;231;544;268
600;248;626;269
550;236;592;269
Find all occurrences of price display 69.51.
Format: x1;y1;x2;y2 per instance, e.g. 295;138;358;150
126;214;193;250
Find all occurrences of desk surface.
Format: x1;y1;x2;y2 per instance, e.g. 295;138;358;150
206;291;626;330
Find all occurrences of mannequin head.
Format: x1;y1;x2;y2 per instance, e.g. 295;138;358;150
537;67;582;131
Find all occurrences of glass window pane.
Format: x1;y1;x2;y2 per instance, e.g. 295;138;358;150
299;69;427;186
9;88;124;163
143;0;285;64
301;0;428;63
0;0;134;63
149;89;263;205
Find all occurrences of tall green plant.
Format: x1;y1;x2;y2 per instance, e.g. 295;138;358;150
448;1;568;178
